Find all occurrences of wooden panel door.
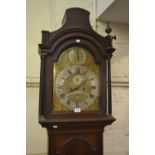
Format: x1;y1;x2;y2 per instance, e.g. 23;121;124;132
48;128;103;155
61;137;94;155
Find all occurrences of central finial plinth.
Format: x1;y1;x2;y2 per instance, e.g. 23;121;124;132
62;8;91;29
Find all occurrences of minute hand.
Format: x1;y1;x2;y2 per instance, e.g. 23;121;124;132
65;80;86;95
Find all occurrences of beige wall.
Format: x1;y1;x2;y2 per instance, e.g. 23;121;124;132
26;0;128;155
27;0;50;79
97;22;129;155
26;87;47;154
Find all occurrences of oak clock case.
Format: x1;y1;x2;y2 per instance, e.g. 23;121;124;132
38;8;116;155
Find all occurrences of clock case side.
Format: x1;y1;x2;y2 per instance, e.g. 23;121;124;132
38;8;116;128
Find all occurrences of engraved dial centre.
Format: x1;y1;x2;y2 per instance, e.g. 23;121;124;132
55;65;98;110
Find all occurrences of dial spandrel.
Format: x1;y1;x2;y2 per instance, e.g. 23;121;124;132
53;47;100;112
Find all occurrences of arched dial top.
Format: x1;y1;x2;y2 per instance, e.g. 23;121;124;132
53;47;100;112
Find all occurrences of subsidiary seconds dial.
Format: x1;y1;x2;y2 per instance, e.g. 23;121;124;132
55;65;98;111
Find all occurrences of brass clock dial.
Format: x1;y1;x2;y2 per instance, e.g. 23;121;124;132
53;47;99;112
55;65;98;110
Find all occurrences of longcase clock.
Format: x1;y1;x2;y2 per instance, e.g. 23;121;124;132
38;8;116;155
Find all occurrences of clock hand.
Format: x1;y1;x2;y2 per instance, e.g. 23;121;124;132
75;102;79;108
65;79;86;95
76;46;79;64
76;65;80;74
